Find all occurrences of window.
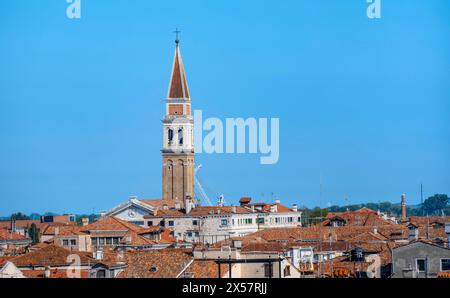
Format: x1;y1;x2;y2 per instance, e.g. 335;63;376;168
70;239;77;246
106;238;112;245
160;220;165;227
147;221;153;227
284;265;291;277
63;240;69;246
99;238;105;245
187;232;192;237
178;129;183;145
256;218;264;224
221;219;228;226
441;259;450;271
168;221;174;227
264;264;272;278
92;238;98;245
192;220;198;226
168;129;174;144
113;238;120;245
416;259;426;272
96;270;106;278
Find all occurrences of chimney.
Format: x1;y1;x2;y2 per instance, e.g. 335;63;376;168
231;206;237;214
100;211;106;218
270;205;277;213
44;266;51;278
81;218;89;227
10;218;16;233
408;224;419;242
292;204;298;212
251;205;255;213
185;195;193;214
275;199;280;204
54;227;60;236
373;228;378;235
401;194;407;221
163;204;169;210
174;200;181;210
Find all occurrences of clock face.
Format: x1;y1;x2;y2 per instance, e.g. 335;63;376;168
128;210;136;218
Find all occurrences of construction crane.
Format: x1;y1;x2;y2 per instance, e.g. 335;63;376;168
194;164;213;206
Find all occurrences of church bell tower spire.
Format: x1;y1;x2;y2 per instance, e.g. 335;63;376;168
162;30;195;203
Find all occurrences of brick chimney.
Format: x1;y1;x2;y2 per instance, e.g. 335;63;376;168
401;193;407;221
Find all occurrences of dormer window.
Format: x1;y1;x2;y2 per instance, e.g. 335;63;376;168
149;266;158;273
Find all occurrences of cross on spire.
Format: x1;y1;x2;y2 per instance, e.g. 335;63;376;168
174;28;181;45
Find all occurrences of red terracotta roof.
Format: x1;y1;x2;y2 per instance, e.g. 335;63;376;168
0;220;40;230
11;244;91;267
82;216;144;234
184;260;229;278
21;268;90;278
323;208;394;227
117;249;193;278
0;229;29;241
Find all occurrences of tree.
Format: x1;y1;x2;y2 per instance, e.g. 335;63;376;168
28;223;39;244
10;212;30;220
422;194;449;215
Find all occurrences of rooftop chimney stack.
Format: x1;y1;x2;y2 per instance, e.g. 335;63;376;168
10;218;16;233
174;200;181;210
292;204;298;212
44;266;51;278
401;194;407;221
184;195;193;214
81;218;89;227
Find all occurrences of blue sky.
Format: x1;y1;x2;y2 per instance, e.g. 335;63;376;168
0;0;449;215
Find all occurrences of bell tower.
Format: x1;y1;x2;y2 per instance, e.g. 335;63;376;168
162;32;195;202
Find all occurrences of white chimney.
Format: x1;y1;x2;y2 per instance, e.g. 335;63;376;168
251;205;255;213
373;228;378;235
81;218;89;226
231;206;237;214
44;266;51;278
275;199;280;204
270;205;277;213
163;204;169;210
54;227;59;236
292;204;298;212
174;200;181;210
185;195;193;214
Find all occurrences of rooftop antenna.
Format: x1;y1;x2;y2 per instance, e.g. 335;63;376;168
173;28;181;45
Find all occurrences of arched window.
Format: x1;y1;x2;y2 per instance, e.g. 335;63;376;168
168;129;174;144
178;128;183;145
